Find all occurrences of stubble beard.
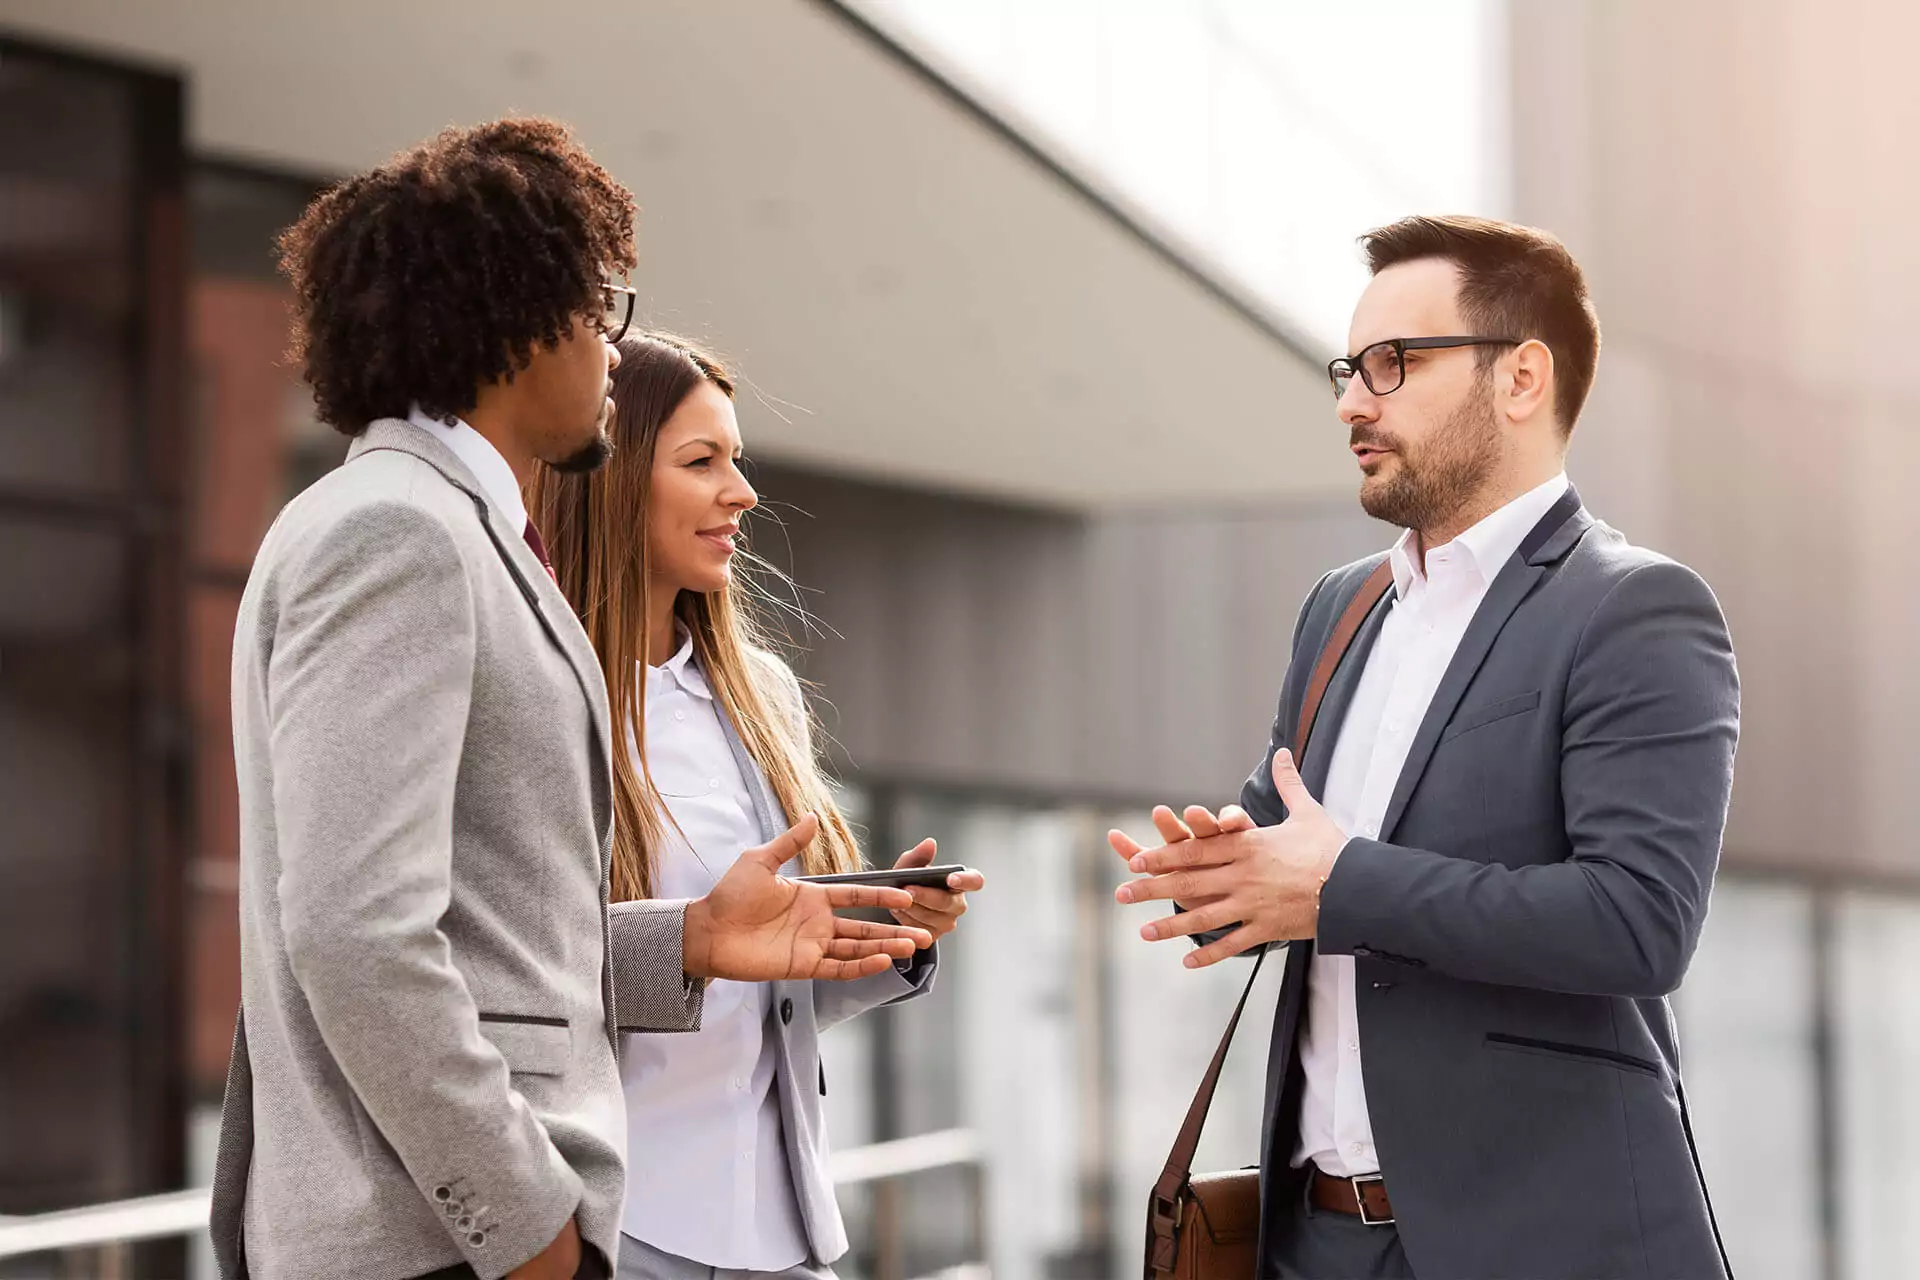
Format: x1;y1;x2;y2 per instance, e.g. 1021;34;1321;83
551;429;614;474
551;397;616;474
1359;381;1502;536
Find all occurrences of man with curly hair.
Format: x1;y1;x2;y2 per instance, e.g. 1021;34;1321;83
210;118;928;1280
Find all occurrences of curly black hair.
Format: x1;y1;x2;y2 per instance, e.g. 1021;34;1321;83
278;117;638;434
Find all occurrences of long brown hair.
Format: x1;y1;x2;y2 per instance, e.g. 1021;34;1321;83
527;332;862;900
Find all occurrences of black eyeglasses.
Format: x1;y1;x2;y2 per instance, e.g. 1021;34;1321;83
599;283;637;344
1328;336;1520;399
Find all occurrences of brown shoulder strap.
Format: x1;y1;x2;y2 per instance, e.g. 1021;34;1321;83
1295;560;1396;758
1147;559;1396;1273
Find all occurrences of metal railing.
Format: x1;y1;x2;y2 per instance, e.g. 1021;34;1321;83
0;1129;987;1279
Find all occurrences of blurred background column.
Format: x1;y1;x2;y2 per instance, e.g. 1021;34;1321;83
0;35;190;1278
1512;5;1920;1278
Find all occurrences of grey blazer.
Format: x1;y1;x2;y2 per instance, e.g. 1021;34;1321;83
1237;488;1739;1279
613;655;936;1266
211;419;707;1280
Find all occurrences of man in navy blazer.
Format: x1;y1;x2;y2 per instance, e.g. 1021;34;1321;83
1115;216;1739;1280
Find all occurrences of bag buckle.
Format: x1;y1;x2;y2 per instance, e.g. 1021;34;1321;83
1148;1193;1183;1271
1350;1173;1393;1226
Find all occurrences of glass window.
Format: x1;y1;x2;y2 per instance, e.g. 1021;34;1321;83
0;43;185;1232
872;794;1099;1279
1833;892;1920;1279
1674;877;1822;1280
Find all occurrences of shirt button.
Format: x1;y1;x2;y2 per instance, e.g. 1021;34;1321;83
1350;1142;1364;1155
734;1077;746;1091
674;710;686;722
709;778;720;790
1348;1040;1360;1053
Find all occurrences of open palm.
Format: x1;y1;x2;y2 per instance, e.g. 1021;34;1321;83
691;813;932;981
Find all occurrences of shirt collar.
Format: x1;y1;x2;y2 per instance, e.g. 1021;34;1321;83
646;629;713;701
407;405;528;533
1389;472;1571;598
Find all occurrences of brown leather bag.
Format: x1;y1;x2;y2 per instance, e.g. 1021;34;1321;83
1143;561;1395;1279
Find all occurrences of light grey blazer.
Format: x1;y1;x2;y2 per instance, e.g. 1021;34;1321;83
211;419;708;1280
616;656;936;1267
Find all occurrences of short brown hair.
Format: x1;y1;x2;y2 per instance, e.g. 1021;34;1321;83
278;117;638;434
1361;215;1600;431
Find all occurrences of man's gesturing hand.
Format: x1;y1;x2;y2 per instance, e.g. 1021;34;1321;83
685;814;933;981
1107;751;1347;968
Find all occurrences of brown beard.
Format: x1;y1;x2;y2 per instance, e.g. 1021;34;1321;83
1358;381;1501;533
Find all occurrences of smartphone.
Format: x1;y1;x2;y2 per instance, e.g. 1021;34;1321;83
795;864;970;890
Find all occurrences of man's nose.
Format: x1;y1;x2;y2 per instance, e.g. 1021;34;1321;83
1337;381;1377;427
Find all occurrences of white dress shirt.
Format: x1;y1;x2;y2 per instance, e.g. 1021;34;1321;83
619;633;811;1269
1295;472;1571;1177
406;405;528;532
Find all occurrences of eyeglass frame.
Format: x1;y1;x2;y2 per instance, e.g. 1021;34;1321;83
599;283;638;344
1327;335;1522;399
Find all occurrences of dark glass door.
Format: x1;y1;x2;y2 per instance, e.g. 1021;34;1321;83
0;34;190;1269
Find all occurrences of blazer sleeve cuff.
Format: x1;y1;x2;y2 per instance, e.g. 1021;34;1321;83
446;1157;581;1280
608;898;707;1033
1314;838;1429;969
811;940;938;1033
891;941;938;992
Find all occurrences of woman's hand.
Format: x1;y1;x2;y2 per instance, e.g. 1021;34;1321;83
686;814;933;980
888;838;985;945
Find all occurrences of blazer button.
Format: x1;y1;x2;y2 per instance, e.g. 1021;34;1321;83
468;1231;488;1248
780;998;794;1025
433;1185;453;1202
457;1215;474;1230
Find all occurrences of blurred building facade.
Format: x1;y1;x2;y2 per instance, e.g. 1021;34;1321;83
1;3;1917;1279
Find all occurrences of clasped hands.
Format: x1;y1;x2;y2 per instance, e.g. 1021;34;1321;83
684;813;984;984
1109;750;1348;968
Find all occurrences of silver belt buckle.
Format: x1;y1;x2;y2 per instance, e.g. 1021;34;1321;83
1351;1173;1393;1226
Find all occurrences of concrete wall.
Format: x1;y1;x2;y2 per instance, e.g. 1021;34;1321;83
1512;0;1920;883
773;0;1920;886
755;464;1380;807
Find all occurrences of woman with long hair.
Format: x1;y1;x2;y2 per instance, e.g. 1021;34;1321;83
528;332;982;1280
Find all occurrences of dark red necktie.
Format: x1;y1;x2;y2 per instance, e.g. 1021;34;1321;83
522;519;557;583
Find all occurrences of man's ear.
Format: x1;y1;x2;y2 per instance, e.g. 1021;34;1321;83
1503;339;1555;427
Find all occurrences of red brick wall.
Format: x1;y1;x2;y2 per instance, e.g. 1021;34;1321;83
186;278;297;1098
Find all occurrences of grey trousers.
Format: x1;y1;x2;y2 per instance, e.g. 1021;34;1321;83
1265;1179;1416;1280
616;1234;837;1280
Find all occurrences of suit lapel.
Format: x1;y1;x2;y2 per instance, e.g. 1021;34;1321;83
1376;486;1592;844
